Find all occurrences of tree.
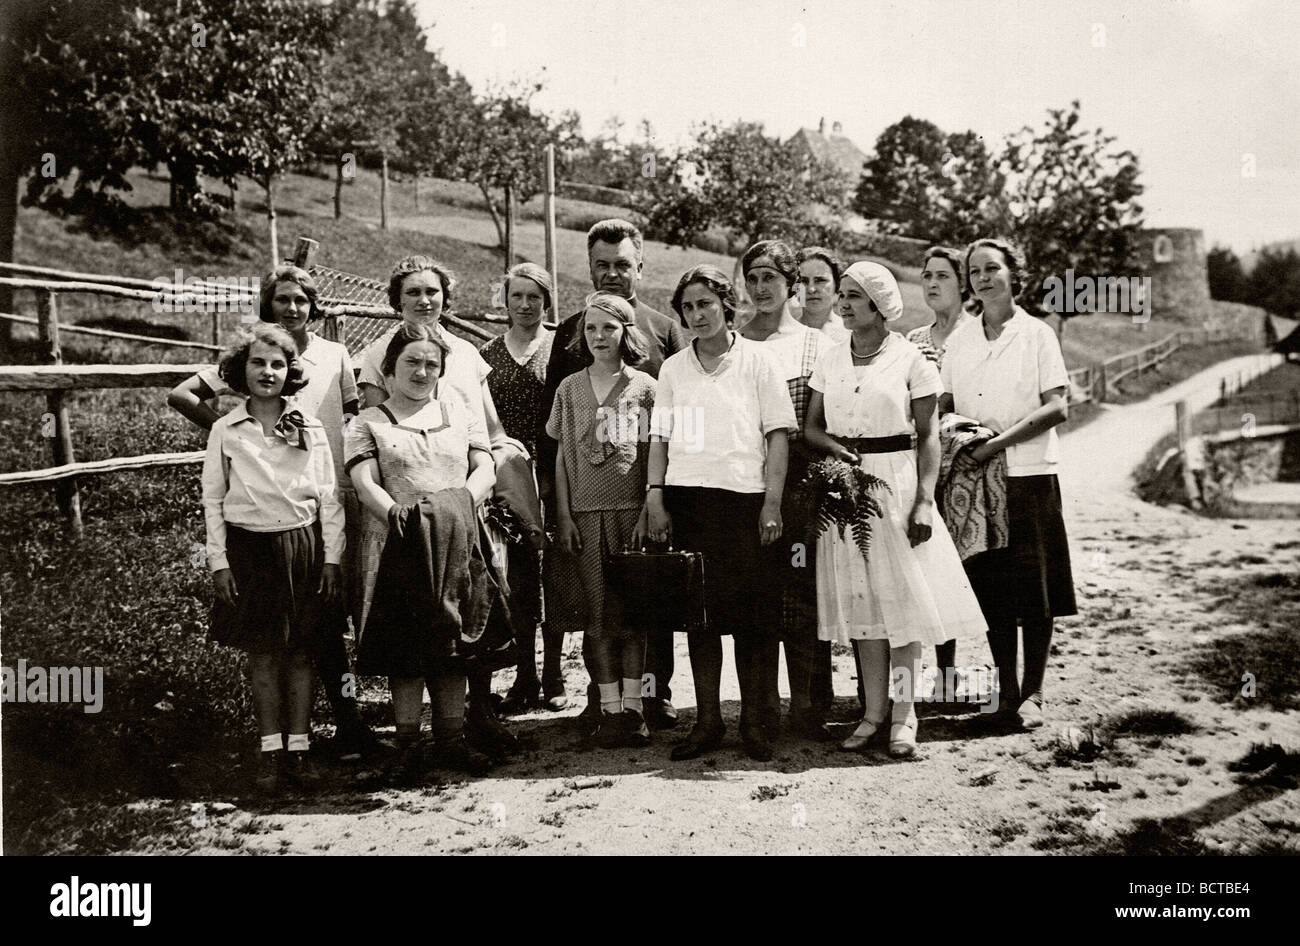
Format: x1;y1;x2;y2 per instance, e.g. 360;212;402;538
638;120;850;251
455;82;581;256
17;0;336;228
990;100;1144;331
314;0;459;225
9;0;154;213
1246;247;1300;317
1207;245;1248;303
214;0;337;262
853;116;1002;245
394;33;478;211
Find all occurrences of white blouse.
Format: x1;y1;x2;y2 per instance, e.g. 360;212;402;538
940;307;1069;476
810;333;941;437
651;334;796;493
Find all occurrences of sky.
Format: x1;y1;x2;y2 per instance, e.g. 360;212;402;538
413;0;1300;255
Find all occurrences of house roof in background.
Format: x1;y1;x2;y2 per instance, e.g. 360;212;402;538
787;127;869;181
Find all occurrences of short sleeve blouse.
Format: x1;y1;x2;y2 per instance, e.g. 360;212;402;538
809;333;942;438
940;307;1069;476
343;398;485;507
546;368;655;512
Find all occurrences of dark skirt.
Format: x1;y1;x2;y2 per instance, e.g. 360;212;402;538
665;486;778;638
210;522;327;655
963;474;1077;624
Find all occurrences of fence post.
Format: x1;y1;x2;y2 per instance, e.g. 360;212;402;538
544;144;559;323
1175;399;1201;509
504;183;516;271
292;237;319;270
380;152;389;231
37;289;83;537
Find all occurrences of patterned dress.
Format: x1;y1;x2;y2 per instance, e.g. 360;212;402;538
344;398;489;637
480;330;554;459
544;367;655;640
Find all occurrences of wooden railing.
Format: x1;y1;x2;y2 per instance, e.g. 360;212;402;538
0;237;511;536
0;359;209;536
1067;325;1253;405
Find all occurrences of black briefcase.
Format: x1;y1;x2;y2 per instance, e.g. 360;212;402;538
604;545;706;633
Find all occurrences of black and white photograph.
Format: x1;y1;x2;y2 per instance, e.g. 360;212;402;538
1;0;1297;881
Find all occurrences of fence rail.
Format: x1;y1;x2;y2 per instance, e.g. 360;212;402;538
1067;325;1253;405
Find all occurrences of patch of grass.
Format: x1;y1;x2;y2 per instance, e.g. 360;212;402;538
18;800;202;856
1104;708;1200;739
988;817;1028;845
1090;817;1217;856
1182;574;1300;711
750;784;794;802
1030;815;1092;851
1226;743;1300;788
1050;725;1111;766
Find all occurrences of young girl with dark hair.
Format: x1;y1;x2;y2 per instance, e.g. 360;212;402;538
202;323;344;792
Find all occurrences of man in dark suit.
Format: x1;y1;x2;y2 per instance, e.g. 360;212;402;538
537;218;689;732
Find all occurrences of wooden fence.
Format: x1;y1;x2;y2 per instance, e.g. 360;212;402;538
0;237;517;536
1067;325;1249;405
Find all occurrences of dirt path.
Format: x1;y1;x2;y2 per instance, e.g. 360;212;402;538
175;356;1300;855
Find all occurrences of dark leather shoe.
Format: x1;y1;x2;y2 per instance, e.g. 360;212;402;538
576;698;601;736
670;724;725;761
592;711;625;749
790;709;832;742
430;736;494;776
644;697;679;730
622;709;651;748
333;722;376;761
741;724;774;762
282;751;323;788
498;683;541;716
254;750;281;794
465;712;519;761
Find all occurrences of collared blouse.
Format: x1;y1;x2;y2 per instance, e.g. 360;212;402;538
202;400;344;572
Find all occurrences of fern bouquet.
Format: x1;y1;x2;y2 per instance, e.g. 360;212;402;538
787;456;891;561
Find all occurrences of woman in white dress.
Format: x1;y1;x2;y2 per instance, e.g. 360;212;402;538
804;261;987;757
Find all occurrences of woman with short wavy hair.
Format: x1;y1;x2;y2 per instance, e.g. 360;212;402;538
649;264;796;763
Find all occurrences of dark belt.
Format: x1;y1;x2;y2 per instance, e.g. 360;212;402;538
833;434;914;454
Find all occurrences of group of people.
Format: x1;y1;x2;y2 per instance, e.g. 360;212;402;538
179;216;1076;792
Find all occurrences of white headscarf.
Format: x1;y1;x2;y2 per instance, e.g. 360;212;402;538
841;261;904;322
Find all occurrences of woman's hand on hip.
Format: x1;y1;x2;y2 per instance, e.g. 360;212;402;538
907;499;933;547
759;498;783;547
